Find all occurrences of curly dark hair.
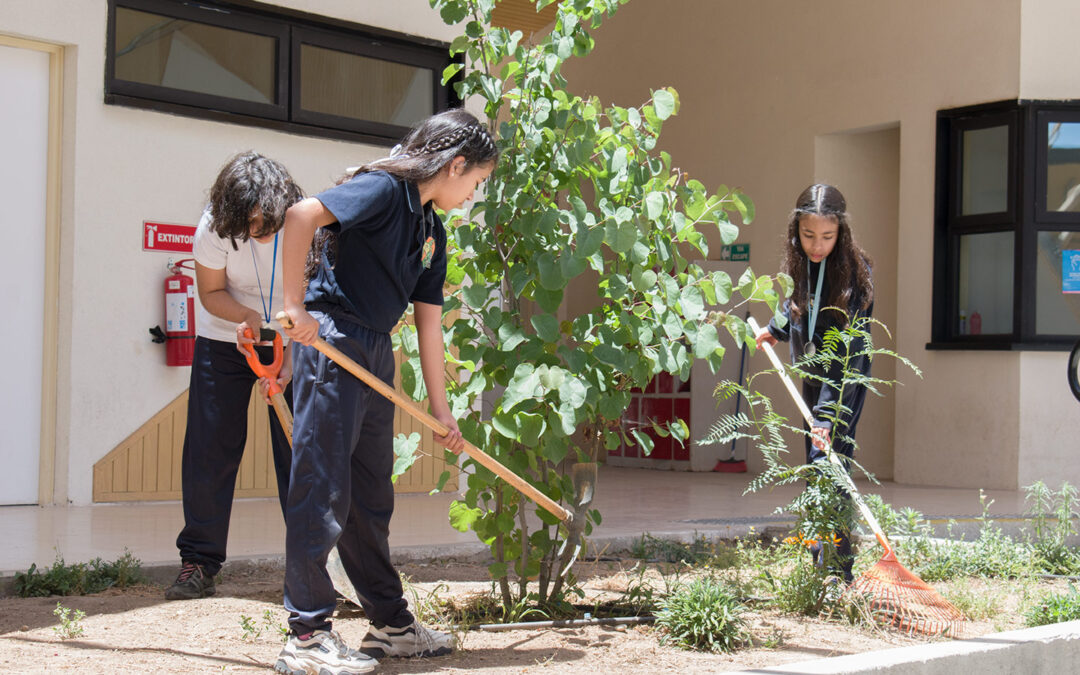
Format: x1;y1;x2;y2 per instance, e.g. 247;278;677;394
209;151;304;250
306;109;499;280
781;184;874;324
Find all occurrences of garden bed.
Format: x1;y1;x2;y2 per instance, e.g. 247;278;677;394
0;554;1071;674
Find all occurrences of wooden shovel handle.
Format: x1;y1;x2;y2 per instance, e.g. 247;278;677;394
277;312;571;522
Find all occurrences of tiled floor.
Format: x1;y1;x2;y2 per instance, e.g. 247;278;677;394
0;466;1029;575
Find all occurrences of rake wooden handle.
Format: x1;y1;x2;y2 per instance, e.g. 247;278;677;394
278;312;571;522
748;317;891;552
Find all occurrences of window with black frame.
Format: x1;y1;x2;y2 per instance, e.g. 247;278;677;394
106;0;457;144
932;101;1080;350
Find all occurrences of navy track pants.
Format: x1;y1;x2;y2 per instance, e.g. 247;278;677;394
802;380;867;581
283;311;412;634
175;336;293;577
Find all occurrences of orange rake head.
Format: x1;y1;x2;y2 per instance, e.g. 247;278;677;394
845;548;966;638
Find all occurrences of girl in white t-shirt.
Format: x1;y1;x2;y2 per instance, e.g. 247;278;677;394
165;152;303;601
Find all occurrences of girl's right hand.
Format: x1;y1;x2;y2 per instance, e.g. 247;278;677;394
283;307;320;345
754;327;777;350
236;310;264;355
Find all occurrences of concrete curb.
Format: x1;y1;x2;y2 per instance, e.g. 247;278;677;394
720;620;1080;674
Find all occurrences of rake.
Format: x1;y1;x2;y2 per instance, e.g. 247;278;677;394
747;317;965;637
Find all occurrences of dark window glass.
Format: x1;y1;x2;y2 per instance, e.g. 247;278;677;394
1035;231;1080;335
1045;122;1080;213
114;7;276;104
957;231;1013;335
960;125;1009;216
106;0;456;144
299;44;433;128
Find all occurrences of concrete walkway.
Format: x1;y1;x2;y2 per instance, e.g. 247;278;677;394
0;465;1031;577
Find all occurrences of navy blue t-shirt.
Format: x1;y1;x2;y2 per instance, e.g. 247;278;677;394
305;171;447;333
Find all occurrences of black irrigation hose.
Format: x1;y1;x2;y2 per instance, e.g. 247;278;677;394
1069;338;1080;404
1039;573;1080;582
467;615;656;632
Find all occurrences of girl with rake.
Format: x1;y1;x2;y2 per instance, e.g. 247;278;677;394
755;183;874;582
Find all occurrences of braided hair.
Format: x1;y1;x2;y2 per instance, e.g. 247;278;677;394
306;109;498;279
781;184;873;324
208;151;304;250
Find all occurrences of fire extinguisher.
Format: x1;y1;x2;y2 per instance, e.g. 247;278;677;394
149;258;196;366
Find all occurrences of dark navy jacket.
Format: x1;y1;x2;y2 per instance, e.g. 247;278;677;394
767;259;873;431
306;171;446;333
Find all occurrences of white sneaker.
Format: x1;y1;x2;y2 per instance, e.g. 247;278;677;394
274;629;378;675
360;619;454;658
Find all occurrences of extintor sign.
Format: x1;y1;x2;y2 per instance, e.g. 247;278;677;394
143;221;196;253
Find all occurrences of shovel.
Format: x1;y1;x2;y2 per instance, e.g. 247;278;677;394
239;327;363;607
275;312;582;523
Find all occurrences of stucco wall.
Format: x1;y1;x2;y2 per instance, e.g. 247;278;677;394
1;0;454;504
562;0;1042;488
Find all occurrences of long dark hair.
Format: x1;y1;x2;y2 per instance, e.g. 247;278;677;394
781;184;873;324
306;109;498;279
209;151;303;250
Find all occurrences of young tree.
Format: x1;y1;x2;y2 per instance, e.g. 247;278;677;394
400;0;783;611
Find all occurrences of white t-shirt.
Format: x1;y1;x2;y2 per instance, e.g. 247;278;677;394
192;209;289;343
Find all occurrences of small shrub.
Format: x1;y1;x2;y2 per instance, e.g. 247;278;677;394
52;602;86;640
631;533;715;565
1025;584;1080;627
764;552;841;617
656;576;747;653
239;614;261;642
15;550;145;597
1025;481;1080;575
240;610;289;643
941;578;1003;620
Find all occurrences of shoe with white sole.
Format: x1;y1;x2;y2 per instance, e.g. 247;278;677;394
360;619;454;659
274;629;378;675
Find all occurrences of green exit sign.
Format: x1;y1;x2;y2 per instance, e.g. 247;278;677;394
720;243;749;261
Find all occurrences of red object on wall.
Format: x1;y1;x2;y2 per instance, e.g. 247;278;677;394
642;398;673;460
144;221;196;253
163;259;196;366
673;398;691;461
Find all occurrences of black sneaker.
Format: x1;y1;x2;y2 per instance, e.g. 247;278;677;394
164;561;215;600
361;619;454;658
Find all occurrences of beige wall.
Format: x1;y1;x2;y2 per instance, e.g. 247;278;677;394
814;125;900;479
1;0;455;504
1019;0;1080;100
1018;352;1080;489
562;0;1077;489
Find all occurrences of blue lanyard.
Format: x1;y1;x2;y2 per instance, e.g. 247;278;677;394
807;256;826;346
250;232;278;324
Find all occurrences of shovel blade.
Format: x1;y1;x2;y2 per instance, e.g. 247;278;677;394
571;462;598;513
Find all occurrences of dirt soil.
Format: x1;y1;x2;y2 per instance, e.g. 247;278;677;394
0;559;1062;674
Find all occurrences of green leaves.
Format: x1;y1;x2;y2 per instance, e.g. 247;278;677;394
430;0;784;607
391;433;421;483
653;87;679;121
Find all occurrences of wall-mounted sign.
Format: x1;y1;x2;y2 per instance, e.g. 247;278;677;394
1064;249;1080;294
143;221;195;253
719;243;750;261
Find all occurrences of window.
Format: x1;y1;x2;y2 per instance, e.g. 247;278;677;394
932;101;1080;349
106;0;458;144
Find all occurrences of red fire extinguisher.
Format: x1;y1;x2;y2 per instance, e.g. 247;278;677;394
149;258;196;366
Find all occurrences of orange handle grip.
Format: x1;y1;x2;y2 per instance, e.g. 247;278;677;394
240;328;284;396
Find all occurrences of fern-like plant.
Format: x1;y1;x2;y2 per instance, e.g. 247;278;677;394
656;576;747;653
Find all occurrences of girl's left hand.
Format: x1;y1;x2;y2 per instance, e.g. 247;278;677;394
811;425;830;452
256;359;292;404
432;410;465;454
